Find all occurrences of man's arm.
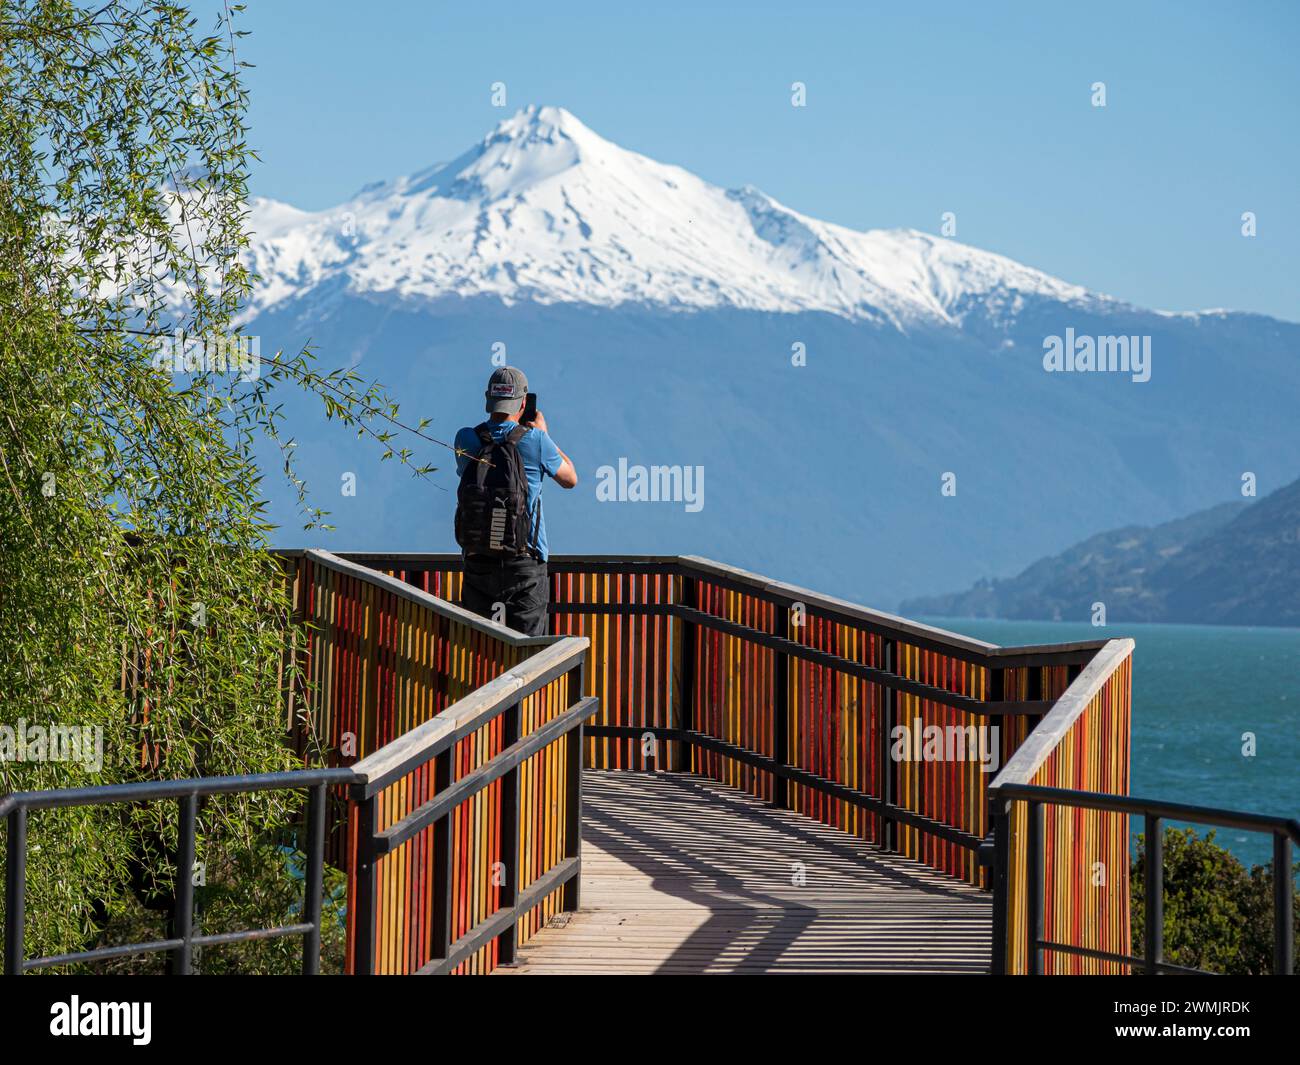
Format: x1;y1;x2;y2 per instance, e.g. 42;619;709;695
530;411;578;489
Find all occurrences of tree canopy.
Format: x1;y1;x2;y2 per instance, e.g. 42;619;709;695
0;0;433;969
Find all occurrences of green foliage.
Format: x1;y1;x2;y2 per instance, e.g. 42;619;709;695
0;2;433;970
82;839;348;976
1131;826;1299;975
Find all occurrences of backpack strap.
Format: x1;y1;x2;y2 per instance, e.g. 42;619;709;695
475;422;529;447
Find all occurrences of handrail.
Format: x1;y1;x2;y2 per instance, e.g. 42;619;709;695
338;550;1108;890
308;550;1109;665
997;783;1297;976
0;767;355;817
669;601;1052;717
291;548;598;974
988;638;1135;792
302;548;554;647
3;768;356;975
5;554;597;977
350;636;593;796
984;640;1134;974
995;782;1300;840
988;638;1297;976
346;631;595;975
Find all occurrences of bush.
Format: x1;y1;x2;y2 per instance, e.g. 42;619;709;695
1131;826;1298;975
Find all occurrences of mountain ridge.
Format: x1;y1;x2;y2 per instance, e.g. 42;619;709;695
241;105;1136;328
237;107;1300;611
900;478;1300;627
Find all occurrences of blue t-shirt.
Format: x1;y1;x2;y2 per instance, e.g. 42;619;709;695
455;421;564;561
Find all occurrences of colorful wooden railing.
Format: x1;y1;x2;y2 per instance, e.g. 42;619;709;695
989;638;1296;975
988;639;1134;974
286;550;594;974
331;553;1113;895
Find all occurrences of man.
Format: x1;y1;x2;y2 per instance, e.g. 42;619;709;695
453;366;577;635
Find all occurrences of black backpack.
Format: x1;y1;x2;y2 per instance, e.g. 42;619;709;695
455;422;535;558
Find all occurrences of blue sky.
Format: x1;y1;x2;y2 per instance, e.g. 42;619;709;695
236;1;1299;320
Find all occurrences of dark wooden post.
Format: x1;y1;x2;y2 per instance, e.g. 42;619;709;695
429;749;454;967
675;573;697;773
562;659;587;912
985;662;1008;974
989;796;1010;975
498;702;522;965
772;603;790;809
877;637;897;852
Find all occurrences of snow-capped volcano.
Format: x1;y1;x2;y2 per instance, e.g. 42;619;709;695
243;106;1300;612
245;105;1100;327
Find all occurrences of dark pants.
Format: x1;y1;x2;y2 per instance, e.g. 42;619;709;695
461;555;549;636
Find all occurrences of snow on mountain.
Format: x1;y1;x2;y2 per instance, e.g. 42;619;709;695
235;106;1300;609
242;105;1102;328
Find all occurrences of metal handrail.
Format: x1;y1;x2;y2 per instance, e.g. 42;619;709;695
3;767;356;975
3;559;598;977
993;782;1300;841
345;633;595;975
997;783;1296;976
987;637;1297;976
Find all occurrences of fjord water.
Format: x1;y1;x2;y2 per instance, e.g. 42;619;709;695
924;618;1300;870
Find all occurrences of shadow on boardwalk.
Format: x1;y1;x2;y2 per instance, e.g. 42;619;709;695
510;771;991;975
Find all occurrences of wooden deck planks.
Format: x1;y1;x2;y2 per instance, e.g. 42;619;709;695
508;771;991;974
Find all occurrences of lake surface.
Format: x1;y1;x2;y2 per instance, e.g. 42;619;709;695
919;617;1299;870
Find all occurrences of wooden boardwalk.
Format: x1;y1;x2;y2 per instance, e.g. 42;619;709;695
509;771;991;975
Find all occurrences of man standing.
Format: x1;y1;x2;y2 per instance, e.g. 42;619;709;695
454;366;577;635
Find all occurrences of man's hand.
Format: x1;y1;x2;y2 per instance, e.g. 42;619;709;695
529;409;578;488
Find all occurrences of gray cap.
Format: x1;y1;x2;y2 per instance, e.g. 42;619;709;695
485;365;528;414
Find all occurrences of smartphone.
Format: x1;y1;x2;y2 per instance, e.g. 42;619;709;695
522;393;538;425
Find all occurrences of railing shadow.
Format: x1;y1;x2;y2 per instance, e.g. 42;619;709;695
576;771;991;974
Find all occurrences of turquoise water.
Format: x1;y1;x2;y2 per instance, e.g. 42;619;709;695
919;618;1300;870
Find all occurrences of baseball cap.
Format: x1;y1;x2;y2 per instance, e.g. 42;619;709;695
485;366;528;414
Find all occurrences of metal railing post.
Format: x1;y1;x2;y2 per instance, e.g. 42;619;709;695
4;807;27;975
170;792;198;975
302;782;327;975
1144;814;1163;975
1026;799;1043;975
989;796;1009;975
772;603;790;809
1275;832;1294;976
351;789;380;975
